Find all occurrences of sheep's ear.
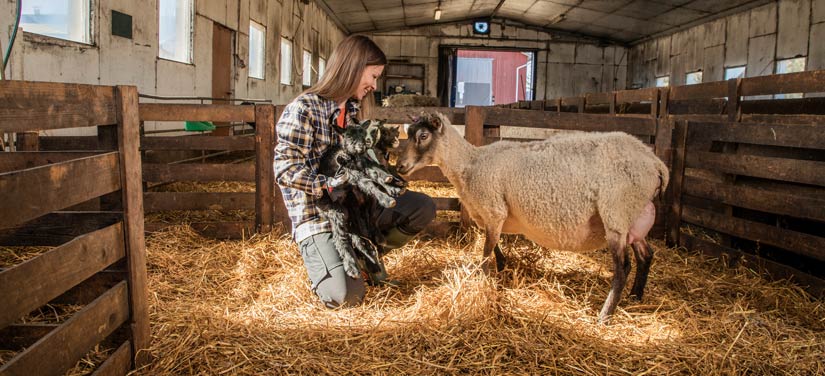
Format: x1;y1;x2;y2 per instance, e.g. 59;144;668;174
431;113;445;134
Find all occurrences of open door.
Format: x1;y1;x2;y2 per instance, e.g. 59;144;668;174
211;23;234;136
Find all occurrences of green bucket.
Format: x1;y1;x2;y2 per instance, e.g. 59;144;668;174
185;121;216;131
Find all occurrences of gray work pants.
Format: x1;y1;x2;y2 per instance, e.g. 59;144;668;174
298;190;436;308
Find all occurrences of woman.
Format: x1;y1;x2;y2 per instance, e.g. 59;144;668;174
274;35;436;309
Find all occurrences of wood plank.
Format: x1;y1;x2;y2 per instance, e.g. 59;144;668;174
667;121;689;246
138;103;255;122
681;205;825;262
740;114;825;125
0;323;56;350
684;151;825;187
407;165;448;183
666;99;727;115
52;270;127;306
0;282;130;376
140;135;255;151
740;69;825;96
144;221;256;239
585;92;611;105
372;107;465;125
433;197;460;211
667;80;727;100
681;234;824;298
728;78;741;122
115;85;150;368
687;121;825;149
0;223;125;330
273;105;290;227
482;108;657;135
0;151;106;173
0;152;121;229
91;340;132;376
740;97;825;115
255;105;275;232
144;192;255;212
38;136;99;151
0;81;116;133
683;176;825;222
142;163;255;182
654;118;673;167
0;212;123;246
616;88;658;103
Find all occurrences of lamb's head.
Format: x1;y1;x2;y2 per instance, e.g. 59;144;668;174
395;112;449;176
335;120;369;155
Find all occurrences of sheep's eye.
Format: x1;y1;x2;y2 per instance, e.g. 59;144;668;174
418;132;429;141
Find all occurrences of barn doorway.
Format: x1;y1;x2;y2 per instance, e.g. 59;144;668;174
439;47;536;107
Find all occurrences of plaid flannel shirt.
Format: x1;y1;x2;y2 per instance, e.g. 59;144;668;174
274;93;360;242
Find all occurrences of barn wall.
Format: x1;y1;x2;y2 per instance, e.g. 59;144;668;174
361;20;628;103
628;0;825;88
0;0;345;134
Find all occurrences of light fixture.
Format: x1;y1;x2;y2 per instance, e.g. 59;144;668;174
434;1;442;20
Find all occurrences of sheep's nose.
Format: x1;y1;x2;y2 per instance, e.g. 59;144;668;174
396;162;407;174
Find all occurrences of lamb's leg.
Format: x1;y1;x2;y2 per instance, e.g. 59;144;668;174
598;231;629;323
630;240;654;300
349;170;397;208
326;206;361;279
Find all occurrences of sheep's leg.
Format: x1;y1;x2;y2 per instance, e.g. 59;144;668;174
598;232;629;323
493;244;506;272
630;240;654;300
482;222;504;274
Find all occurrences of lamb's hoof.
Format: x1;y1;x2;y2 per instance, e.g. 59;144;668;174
384;176;393;183
383;199;397;208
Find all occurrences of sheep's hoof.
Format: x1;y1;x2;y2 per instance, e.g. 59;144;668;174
384;199;397;208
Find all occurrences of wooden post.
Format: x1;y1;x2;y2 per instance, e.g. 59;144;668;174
667;120;688;247
578;97;585;113
727;78;742;122
272;105;290;230
15;132;39;151
610;91;616;115
98;124;122;210
255;104;275;233
653;88;664;119
461;106;486;229
114;85;150;367
556;98;562;113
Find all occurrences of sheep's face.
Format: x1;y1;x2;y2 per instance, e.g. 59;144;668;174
395;113;443;175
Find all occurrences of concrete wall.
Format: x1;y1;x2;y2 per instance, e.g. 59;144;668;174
628;0;825;88
362;20;628;103
0;0;345;134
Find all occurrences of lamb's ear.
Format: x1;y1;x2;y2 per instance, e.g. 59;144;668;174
360;119;371;128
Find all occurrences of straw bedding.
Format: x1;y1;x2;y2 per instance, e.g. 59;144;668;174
131;180;825;375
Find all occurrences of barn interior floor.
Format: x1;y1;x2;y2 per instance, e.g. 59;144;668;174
132;223;824;375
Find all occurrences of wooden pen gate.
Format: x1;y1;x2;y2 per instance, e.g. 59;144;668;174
138;103;286;239
0;81;149;374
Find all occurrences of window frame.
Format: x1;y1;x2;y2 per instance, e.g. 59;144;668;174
158;0;194;64
774;57;807;99
302;49;313;87
318;57;326;81
20;0;93;45
685;71;703;85
280;37;293;85
248;20;266;80
655;76;670;88
724;65;746;80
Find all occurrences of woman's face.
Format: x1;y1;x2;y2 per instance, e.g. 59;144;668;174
353;65;385;100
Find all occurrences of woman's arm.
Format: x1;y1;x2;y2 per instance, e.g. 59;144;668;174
274;101;327;197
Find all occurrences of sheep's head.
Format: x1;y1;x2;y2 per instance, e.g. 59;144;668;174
395;112;448;176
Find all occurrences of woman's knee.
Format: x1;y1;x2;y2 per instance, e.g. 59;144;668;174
405;192;436;232
314;266;366;309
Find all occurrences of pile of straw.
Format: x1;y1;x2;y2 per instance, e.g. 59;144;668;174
135;223;824;375
383;94;440;108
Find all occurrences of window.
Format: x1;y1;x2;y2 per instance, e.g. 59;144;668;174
318;57;326;81
20;0;91;44
280;38;292;85
302;50;312;86
159;0;194;63
685;71;702;85
724;66;746;80
248;21;266;79
775;57;806;98
655;76;669;87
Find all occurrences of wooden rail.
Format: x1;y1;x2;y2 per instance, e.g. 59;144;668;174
0;81;149;374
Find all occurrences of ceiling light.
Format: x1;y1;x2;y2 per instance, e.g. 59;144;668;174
434;8;442;20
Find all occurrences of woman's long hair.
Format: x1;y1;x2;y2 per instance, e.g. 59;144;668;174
304;35;387;119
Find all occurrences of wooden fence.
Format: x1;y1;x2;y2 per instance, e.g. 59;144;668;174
668;120;825;296
0;81;149;374
138;103;287;239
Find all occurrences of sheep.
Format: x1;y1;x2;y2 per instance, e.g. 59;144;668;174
316;115;406;282
395;112;669;322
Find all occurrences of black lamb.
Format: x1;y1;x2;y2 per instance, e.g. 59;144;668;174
316;112;406;282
